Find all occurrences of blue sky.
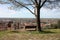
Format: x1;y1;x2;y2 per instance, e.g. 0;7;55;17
0;4;60;18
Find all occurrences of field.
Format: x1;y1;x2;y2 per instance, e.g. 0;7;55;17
0;29;60;40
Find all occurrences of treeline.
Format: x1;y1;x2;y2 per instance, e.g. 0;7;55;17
45;20;60;29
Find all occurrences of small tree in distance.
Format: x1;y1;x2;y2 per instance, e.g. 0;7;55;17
57;20;60;28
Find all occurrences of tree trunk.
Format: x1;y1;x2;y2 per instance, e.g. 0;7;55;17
36;7;42;32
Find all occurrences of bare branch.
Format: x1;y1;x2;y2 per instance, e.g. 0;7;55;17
39;0;41;5
35;0;38;5
31;0;35;4
40;0;47;8
14;0;36;17
0;1;9;4
38;0;41;8
24;4;35;8
23;4;33;5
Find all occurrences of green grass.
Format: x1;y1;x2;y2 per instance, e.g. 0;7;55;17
4;29;60;35
0;31;8;38
0;29;60;40
0;29;60;34
44;29;60;33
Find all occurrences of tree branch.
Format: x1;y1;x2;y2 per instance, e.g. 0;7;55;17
31;0;35;4
38;0;41;8
0;1;9;4
23;4;35;8
39;0;41;5
14;0;37;17
23;4;33;5
35;0;38;5
40;0;47;8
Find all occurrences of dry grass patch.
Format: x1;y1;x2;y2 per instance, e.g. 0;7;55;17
0;33;60;40
0;29;60;40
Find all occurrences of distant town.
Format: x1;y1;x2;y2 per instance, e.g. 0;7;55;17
0;18;60;31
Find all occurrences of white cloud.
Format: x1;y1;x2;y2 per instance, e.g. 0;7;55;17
40;7;60;18
0;4;60;18
0;4;17;18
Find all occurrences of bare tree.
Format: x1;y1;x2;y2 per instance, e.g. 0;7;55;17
9;0;47;32
0;0;60;32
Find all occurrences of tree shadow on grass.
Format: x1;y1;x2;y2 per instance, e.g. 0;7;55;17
9;31;20;33
25;30;56;34
9;30;56;34
39;31;55;34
